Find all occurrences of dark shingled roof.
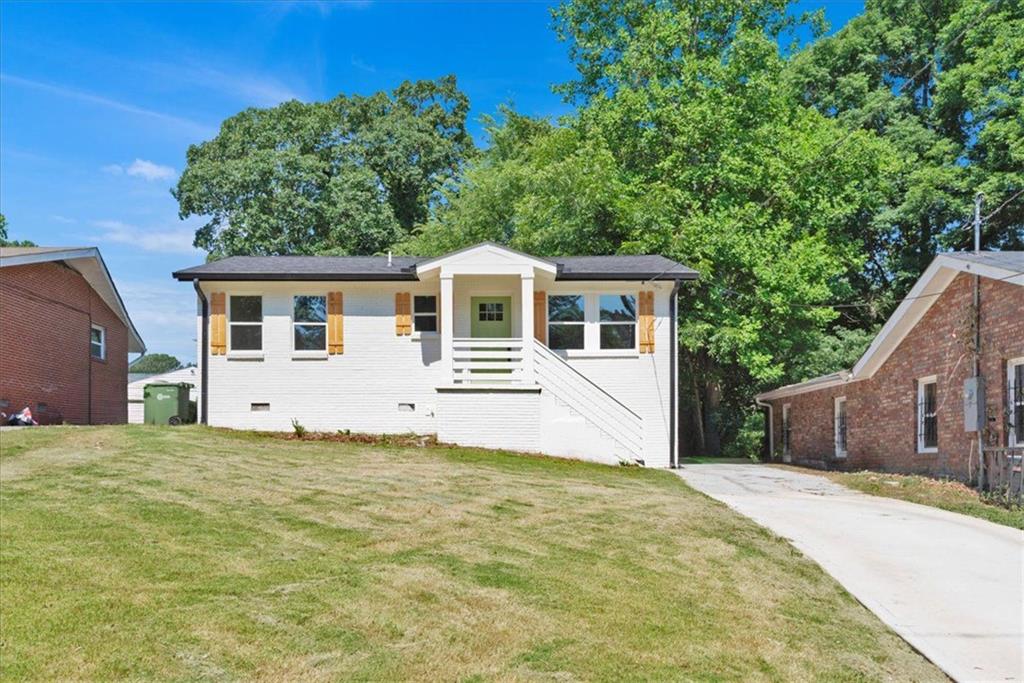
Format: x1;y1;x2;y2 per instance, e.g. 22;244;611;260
173;250;698;282
944;250;1024;273
554;255;697;280
173;255;422;281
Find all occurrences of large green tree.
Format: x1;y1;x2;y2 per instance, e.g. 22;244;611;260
175;76;474;258
129;354;184;375
408;1;900;454
787;0;1023;302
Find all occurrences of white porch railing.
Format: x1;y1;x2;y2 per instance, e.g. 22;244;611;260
451;337;526;384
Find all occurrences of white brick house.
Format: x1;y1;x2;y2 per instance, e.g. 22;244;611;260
173;243;697;467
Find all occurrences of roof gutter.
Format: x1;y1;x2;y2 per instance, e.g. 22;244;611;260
193;280;209;425
171;272;420;282
755;371;853;402
555;273;699;282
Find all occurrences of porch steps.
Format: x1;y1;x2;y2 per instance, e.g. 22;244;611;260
534;341;644;464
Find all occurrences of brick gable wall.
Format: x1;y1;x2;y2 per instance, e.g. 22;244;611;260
767;272;1024;481
0;261;129;424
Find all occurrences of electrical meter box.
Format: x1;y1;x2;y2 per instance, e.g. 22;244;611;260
963;376;985;432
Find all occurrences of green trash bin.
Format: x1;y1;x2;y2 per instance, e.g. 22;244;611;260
143;383;193;425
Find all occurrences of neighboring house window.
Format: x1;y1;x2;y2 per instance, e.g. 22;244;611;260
90;324;105;360
917;376;938;452
229;295;263;351
781;403;791;458
293;295;327;351
834;396;847;457
548;295;584;350
599;294;637;350
414;295;438;333
1010;358;1024;447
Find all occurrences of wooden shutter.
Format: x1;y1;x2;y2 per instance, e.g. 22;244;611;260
639;290;655;354
210;292;227;356
328;292;344;354
395;292;412;336
533;291;546;343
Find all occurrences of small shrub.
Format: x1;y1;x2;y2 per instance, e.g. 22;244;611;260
722;410;765;461
291;418;307;438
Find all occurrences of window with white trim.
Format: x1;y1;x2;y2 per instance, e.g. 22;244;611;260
414;295;437;333
1009;358;1024;447
90;324;105;360
293;295;327;351
834;396;847;457
548;295;584;350
229;295;263;351
917;376;938;453
599;294;637;350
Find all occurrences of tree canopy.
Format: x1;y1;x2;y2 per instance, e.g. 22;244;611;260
788;0;1024;300
0;214;37;247
129;354;184;375
175;76;474;258
178;0;1021;456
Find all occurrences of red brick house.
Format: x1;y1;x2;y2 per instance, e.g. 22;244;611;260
0;247;146;424
756;252;1023;481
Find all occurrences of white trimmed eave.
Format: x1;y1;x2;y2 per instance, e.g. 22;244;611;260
852;254;1021;379
0;247;146;354
756;371;855;401
414;242;557;279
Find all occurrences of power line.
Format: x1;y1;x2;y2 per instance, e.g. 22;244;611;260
711;263;1023;311
983;187;1024;223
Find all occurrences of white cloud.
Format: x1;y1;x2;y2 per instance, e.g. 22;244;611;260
102;159;177;181
351;56;377;74
126;159;176;181
141;61;305;107
91;219;199;255
50;214;77;224
0;73;214;139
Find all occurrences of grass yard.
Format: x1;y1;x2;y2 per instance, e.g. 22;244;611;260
0;426;943;681
774;466;1024;530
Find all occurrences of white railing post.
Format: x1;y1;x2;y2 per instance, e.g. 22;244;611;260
520;274;535;384
441;273;454;383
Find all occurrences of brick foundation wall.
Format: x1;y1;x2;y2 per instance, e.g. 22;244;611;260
0;261;129;424
767;273;1024;481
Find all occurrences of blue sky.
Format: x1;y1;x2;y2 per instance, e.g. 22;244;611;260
0;0;863;363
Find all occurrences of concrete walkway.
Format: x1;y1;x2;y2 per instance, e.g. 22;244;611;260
675;464;1023;683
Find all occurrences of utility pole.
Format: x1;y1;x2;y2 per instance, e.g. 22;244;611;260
974;193;983;254
974;193;984;488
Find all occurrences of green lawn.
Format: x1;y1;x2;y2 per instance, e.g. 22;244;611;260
0;426;943;681
775;466;1024;530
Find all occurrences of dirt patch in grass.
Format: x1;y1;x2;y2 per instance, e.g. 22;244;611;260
1;426;944;681
775;465;1024;530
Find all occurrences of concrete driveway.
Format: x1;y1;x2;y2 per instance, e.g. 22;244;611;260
675;464;1023;683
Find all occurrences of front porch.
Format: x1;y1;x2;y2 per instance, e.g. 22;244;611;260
416;244;555;387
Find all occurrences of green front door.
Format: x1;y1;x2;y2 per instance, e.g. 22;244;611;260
469;296;513;379
470;296;512;338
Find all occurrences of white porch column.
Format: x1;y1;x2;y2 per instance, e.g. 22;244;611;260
440;273;454;383
520;273;535;384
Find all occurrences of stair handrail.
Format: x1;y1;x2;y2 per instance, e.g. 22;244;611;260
534;340;641;421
